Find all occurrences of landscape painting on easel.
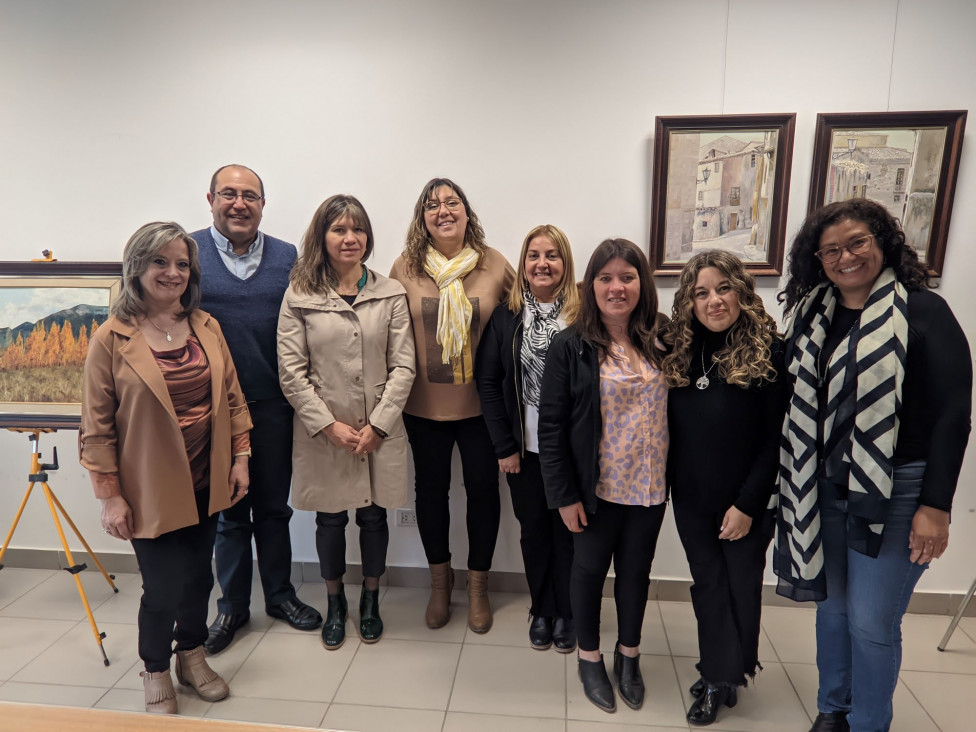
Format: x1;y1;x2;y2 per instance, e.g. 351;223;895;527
0;262;122;428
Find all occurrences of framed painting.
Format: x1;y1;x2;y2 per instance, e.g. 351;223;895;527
650;113;796;276
808;110;967;276
0;262;122;429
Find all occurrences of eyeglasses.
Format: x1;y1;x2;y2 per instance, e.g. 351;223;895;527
214;189;264;204
423;198;463;213
814;234;875;263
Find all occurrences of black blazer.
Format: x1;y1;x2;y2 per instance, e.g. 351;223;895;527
537;327;602;513
474;306;525;459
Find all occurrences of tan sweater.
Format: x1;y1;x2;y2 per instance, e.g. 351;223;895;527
390;247;515;420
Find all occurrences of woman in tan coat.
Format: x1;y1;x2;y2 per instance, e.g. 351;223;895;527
278;194;415;649
80;222;252;715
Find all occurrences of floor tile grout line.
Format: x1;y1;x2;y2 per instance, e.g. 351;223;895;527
897;672;944;732
0;568;60;611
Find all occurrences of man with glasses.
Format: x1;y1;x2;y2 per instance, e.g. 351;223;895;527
193;164;322;655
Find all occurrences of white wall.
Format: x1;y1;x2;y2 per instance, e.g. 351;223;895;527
1;0;974;592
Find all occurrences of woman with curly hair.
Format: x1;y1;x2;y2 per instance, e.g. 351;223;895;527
390;178;514;633
776;199;971;732
539;239;668;713
662;250;787;725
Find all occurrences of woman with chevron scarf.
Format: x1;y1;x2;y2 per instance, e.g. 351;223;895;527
776;199;971;732
390;178;514;634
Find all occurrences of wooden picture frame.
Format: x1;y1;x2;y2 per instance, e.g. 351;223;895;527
0;262;122;429
650;113;796;276
808;110;967;276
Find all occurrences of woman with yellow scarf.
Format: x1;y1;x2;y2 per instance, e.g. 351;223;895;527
390;178;514;633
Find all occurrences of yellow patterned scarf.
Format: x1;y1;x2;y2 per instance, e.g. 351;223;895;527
424;245;479;364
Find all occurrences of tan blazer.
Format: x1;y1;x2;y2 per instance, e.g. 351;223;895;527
277;270;415;513
79;310;252;538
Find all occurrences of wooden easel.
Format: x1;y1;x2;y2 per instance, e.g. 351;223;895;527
0;428;117;665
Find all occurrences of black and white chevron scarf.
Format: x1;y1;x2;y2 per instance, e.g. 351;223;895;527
774;267;908;602
520;291;564;407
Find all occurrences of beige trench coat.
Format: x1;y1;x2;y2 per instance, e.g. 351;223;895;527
277;270;416;513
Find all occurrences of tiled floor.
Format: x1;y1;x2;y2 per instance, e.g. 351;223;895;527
2;568;975;731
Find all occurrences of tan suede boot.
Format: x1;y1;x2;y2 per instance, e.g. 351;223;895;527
141;669;177;714
467;569;493;633
175;646;229;701
425;561;454;629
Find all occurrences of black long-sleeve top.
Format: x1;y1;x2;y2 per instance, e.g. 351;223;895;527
667;324;788;517
817;288;972;512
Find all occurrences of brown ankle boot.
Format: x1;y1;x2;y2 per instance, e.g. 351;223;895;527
426;561;454;629
467;569;493;633
175;646;229;701
141;669;177;714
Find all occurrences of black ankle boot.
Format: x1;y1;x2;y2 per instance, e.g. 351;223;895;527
359;583;383;643
687;681;737;726
809;711;850;732
612;645;644;710
689;676;705;698
321;586;347;650
578;656;615;713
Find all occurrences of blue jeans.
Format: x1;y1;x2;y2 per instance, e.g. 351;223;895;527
816;461;927;732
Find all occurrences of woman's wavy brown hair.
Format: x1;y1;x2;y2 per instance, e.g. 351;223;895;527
662;250;779;388
401;177;488;277
577;238;665;367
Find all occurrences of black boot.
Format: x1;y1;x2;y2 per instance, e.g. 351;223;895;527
687;681;737;726
359;583;383;643
689;676;705;698
578;656;615;713
552;617;577;653
529;616;553;650
612;645;644;710
321;586;347;650
809;711;850;732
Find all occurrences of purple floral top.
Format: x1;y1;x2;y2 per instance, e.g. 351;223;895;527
595;343;668;506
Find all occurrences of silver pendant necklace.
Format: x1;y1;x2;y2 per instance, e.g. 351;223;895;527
147;316;175;342
696;347;718;390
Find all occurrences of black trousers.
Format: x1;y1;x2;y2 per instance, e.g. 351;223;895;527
506;451;573;619
572;498;667;652
214;397;297;614
315;504;389;581
673;502;773;685
130;488;218;673
403;413;499;571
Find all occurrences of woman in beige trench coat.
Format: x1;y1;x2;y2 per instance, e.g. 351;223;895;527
278;194;415;650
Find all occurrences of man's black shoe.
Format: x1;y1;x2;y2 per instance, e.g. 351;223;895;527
205;612;249;655
266;598;323;631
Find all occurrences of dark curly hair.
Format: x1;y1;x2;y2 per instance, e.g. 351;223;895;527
662;250;779;388
577;238;665;367
778;198;930;315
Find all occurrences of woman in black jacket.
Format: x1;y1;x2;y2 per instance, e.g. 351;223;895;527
476;224;580;652
538;238;668;714
662;250;786;725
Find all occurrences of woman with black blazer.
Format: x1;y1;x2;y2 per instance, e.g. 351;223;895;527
539;238;669;714
476;224;580;652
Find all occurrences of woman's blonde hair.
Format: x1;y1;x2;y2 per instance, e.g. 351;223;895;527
507;224;579;324
112;222;200;323
401;177;487;276
662;250;778;388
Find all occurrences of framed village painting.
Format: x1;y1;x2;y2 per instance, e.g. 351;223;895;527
0;261;122;428
808;110;967;276
649;113;796;276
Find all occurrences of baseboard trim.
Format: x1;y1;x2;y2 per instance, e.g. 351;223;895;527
2;548;971;617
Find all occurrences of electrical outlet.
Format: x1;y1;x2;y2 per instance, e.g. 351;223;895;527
396;508;419;527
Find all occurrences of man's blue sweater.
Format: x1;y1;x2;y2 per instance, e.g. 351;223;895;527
193;228;297;402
